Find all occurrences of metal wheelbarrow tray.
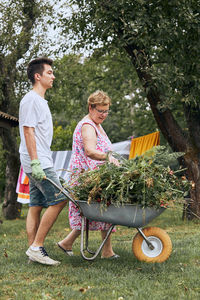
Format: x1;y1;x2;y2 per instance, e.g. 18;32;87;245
46;177;172;263
76;200;165;227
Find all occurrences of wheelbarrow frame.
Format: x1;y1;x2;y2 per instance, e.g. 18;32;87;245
46;177;167;261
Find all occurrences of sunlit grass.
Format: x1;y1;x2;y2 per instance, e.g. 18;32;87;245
0;203;200;299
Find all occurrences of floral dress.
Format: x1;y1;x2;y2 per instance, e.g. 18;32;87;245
68;118;115;231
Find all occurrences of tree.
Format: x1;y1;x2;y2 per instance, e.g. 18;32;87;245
0;0;55;219
61;0;200;218
49;50;158;150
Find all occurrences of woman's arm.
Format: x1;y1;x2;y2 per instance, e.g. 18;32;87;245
82;124;119;165
82;124;106;160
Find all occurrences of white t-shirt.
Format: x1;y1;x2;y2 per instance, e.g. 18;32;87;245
19;90;53;173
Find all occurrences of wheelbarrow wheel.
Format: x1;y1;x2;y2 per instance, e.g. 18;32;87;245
132;227;172;263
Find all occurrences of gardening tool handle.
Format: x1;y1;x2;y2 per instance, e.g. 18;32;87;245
44;177;78;207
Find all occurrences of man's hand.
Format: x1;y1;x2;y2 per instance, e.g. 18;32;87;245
31;159;46;181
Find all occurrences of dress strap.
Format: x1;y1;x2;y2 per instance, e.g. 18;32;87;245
81;119;101;136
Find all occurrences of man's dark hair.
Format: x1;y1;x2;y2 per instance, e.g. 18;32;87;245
27;57;53;85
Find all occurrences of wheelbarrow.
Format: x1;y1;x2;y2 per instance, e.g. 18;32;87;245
46;177;172;263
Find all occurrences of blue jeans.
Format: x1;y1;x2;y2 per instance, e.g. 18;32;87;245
27;167;67;207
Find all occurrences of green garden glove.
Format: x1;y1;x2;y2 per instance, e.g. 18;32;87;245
31;159;46;181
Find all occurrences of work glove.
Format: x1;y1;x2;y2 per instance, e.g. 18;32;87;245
31;159;46;181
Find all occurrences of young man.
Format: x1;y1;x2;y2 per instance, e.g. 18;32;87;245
19;57;67;265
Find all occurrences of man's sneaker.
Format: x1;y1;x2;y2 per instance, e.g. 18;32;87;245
27;256;36;264
26;246;60;266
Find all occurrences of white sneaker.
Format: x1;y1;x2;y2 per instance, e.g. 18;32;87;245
26;246;60;266
27;257;36;264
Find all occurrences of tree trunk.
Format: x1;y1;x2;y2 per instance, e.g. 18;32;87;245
124;44;200;219
0;0;39;219
0;127;21;219
181;154;200;219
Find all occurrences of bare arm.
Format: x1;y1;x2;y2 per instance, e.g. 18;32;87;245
82;124;107;160
82;124;119;166
23;126;38;160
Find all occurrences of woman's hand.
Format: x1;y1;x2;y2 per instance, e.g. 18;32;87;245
107;152;120;166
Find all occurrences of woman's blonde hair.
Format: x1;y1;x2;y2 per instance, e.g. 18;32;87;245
87;90;111;108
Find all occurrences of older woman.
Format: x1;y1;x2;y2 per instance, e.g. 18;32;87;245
57;90;119;258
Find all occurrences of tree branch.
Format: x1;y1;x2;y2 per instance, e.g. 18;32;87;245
8;0;39;66
183;103;200;151
124;43;188;153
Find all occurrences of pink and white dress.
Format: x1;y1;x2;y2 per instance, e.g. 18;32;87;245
68;118;115;231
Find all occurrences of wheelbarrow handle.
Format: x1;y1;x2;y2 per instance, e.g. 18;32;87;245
44;177;78;207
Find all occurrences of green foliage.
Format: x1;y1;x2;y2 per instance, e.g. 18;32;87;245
61;0;200;128
67;146;190;209
65;0;200;101
0;0;61;111
0;0;62;217
51;121;77;151
58;1;200;216
49;50;159;145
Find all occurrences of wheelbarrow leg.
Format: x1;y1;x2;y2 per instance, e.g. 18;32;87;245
80;216;115;261
136;228;154;250
84;218;95;255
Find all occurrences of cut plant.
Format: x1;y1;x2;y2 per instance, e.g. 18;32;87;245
66;146;191;209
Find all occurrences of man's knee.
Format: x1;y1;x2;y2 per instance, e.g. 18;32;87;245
53;200;67;210
28;206;43;216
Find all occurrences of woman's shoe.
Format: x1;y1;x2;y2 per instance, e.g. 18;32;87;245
56;243;74;256
101;254;120;259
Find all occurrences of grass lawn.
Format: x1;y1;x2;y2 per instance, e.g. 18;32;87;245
0;203;200;300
